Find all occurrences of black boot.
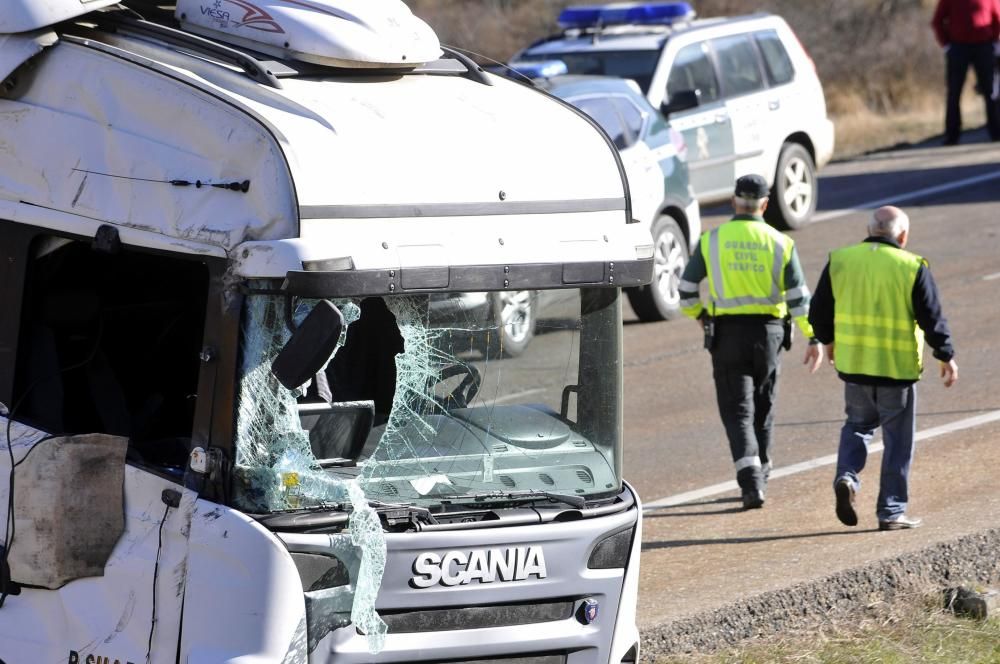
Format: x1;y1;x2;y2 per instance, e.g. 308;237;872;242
742;489;765;510
737;467;765;509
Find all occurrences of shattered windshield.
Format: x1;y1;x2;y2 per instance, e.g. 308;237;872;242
233;285;623;514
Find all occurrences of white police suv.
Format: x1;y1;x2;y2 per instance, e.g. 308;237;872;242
511;2;835;230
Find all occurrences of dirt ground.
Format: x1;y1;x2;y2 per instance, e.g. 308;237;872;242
637;417;1000;658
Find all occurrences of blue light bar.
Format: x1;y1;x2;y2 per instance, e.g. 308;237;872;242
557;6;604;29
558;2;695;30
624;2;695;24
509;59;569;79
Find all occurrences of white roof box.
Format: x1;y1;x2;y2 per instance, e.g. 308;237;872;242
175;0;442;68
1;0;119;33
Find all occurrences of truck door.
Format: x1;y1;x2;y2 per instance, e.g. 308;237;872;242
0;454;191;664
664;41;735;200
0;229;207;664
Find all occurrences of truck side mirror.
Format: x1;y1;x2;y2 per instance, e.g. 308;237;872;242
662;89;700;115
272;300;344;390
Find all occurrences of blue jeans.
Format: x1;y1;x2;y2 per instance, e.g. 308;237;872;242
834;382;916;521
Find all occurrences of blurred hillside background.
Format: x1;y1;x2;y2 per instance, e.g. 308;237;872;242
406;0;988;157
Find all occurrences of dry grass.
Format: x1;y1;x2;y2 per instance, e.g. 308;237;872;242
407;1;979;159
653;591;1000;664
830;88;988;159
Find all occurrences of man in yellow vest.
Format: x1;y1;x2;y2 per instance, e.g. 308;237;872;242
809;206;958;530
679;174;823;510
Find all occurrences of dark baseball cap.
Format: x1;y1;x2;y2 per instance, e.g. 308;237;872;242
734;174;769;199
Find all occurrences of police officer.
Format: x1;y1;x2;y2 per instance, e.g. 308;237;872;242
679;174;823;510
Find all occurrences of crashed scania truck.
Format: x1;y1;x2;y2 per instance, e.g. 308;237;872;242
0;1;651;662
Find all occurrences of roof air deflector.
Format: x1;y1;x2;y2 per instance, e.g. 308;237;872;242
101;13;283;88
174;0;442;69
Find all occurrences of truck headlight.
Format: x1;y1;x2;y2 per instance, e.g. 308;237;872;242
587;526;635;569
290;552;351;591
291;552;354;651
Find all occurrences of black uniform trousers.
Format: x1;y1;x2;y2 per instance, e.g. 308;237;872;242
709;319;785;493
944;41;1000;143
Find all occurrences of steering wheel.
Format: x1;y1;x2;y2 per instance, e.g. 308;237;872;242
433;363;482;409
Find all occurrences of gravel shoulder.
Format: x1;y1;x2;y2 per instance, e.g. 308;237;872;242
636;417;1000;658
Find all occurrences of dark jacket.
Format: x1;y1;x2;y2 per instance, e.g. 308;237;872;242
808;236;955;386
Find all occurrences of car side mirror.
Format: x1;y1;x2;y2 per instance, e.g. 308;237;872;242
272;300;344;390
662;89;700;115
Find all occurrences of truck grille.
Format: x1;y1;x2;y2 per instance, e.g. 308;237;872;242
363;654;566;664
429;655;566;664
377;599;573;633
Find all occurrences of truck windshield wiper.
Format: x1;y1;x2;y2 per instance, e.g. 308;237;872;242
448;490;587;510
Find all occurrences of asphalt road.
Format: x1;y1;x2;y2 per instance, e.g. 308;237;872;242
621;136;1000;505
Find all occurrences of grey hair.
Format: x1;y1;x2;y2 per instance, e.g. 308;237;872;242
868;206;909;238
733;196;767;214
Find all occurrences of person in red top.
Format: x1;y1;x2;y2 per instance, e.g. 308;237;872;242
931;0;1000;143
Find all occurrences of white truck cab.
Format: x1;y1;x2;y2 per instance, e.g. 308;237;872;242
0;1;650;662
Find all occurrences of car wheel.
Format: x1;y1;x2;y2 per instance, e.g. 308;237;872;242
626;216;688;322
765;142;817;231
487;290;536;358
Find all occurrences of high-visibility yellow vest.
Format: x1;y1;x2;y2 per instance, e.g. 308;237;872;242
829;241;926;380
701;220;793;318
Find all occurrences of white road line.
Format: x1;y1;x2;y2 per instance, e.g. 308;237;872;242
642;409;1000;510
984;272;1000;281
812;169;1000;224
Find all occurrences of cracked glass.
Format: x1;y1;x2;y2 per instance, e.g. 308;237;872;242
234;286;623;512
232;284;623;651
233;286;388;650
358;289;623;506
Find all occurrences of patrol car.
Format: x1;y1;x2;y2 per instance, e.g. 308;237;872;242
511;1;836;230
